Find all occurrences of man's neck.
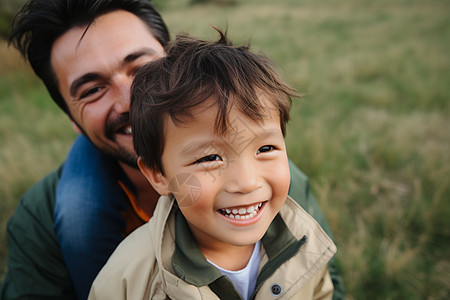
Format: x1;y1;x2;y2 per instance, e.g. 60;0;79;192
118;161;160;219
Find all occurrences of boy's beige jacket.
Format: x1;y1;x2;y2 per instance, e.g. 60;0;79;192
89;196;336;300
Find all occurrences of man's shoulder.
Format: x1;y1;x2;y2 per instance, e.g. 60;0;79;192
6;165;63;238
15;165;63;221
288;159;309;182
288;159;311;206
1;165;77;300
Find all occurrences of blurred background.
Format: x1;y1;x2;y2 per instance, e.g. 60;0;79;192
1;0;449;298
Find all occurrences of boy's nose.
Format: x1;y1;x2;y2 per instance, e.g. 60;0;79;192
225;159;263;194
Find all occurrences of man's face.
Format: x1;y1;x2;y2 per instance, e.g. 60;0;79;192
51;10;164;166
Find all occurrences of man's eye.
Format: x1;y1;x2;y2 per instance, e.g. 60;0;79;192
194;154;222;164
80;86;103;99
130;65;144;76
257;145;276;154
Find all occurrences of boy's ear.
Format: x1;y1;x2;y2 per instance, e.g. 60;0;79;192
138;157;170;195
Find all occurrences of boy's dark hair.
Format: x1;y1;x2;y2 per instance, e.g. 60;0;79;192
8;0;170;115
131;28;298;174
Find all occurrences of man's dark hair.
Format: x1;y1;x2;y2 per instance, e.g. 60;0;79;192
131;28;298;174
8;0;170;115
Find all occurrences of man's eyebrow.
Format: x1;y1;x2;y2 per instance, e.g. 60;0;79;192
70;73;102;98
69;48;160;98
122;48;159;65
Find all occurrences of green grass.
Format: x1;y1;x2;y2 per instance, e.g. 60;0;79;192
0;41;77;280
1;0;449;298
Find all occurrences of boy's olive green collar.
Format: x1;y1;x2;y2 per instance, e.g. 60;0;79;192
171;205;307;289
171;209;223;286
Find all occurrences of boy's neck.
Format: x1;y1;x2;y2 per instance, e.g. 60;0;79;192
199;242;256;271
119;161;159;219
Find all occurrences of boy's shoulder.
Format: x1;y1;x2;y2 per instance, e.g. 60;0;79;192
89;196;181;299
88;222;157;299
254;197;336;298
97;195;175;263
280;196;335;246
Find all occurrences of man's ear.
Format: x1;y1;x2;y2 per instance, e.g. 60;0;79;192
138;157;170;195
70;120;83;134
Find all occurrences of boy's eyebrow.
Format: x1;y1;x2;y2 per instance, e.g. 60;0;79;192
179;127;283;156
255;127;283;137
180;139;218;157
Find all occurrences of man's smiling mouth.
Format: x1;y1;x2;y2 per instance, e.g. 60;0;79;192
218;202;265;220
106;113;131;139
119;124;132;135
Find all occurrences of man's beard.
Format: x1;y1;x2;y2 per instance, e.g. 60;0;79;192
79;133;139;169
103;112;138;168
102;144;139;168
73;113;139;168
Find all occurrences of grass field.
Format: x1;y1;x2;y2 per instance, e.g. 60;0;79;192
1;0;449;298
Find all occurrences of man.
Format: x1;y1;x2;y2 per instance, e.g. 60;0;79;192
0;0;345;299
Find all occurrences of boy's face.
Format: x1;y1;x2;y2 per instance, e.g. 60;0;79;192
140;97;290;252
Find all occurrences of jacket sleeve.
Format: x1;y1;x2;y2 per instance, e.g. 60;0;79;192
287;160;346;300
0;167;77;300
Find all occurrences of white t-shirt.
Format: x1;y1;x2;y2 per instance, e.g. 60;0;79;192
207;241;261;300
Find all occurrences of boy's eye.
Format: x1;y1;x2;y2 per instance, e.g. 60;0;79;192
257;145;276;154
194;154;222;164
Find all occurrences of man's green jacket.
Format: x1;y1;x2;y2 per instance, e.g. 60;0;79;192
0;161;345;299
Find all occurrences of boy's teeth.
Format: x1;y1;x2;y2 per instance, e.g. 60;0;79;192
220;203;263;220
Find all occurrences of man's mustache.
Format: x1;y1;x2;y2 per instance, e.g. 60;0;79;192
105;113;130;141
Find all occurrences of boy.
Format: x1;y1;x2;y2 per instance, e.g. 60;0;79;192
89;29;336;300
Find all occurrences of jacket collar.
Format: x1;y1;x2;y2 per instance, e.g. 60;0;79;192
171;209;223;286
171;199;308;297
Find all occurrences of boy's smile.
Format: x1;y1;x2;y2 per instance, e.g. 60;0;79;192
141;97;291;265
218;201;264;221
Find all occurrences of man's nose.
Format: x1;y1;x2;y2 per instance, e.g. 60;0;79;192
112;74;132;113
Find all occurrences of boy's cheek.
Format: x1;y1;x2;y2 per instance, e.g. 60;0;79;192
274;161;291;196
168;172;203;208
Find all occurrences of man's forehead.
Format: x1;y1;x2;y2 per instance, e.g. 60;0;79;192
50;10;163;96
64;12;155;51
